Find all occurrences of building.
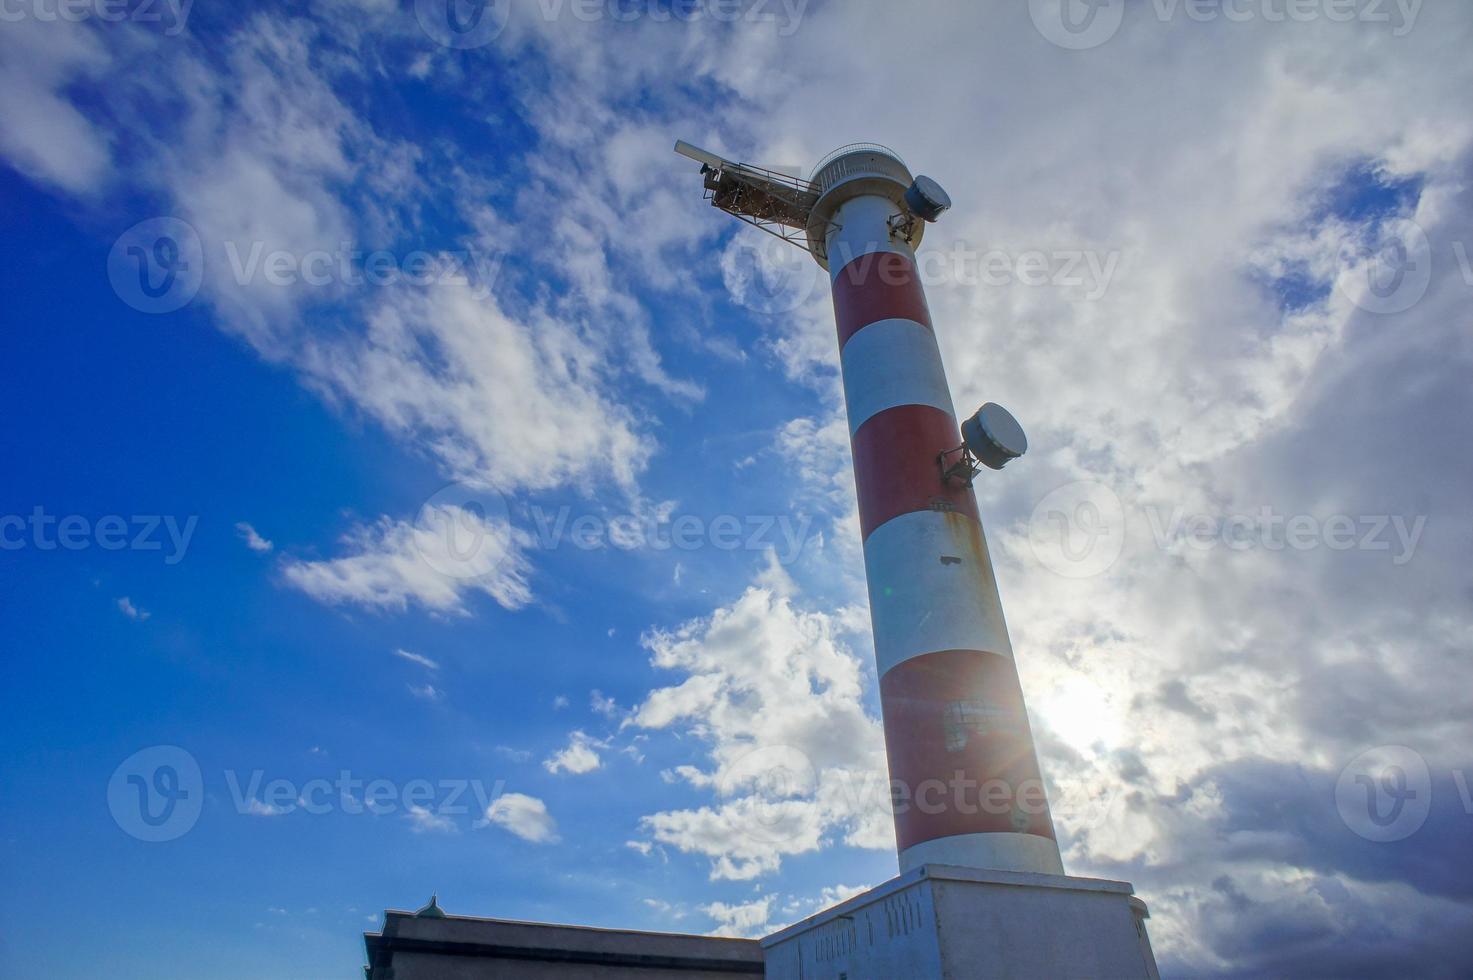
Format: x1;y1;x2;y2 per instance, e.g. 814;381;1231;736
364;897;764;979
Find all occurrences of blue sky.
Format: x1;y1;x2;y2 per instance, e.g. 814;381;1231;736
3;1;1473;977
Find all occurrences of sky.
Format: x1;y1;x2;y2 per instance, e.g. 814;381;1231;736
2;0;1472;976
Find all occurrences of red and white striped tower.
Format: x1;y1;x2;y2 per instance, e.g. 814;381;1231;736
813;145;1062;876
678;141;1063;877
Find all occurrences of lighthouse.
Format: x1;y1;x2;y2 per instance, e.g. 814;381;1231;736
678;140;1060;875
676;140;1160;978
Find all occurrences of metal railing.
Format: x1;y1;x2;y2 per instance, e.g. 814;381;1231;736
809;142;906;180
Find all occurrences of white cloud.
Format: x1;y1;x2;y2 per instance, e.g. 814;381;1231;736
701;897;773;939
404;805;456;835
3;14;665;503
543;731;604;776
629;577;889;880
590;690;619;718
495;745;532;763
301;286;655;495
0;18;111;194
393;649;439;670
244;798;287;817
407;683;443;703
482;793;560;844
235;522;274;553
816;883;869;909
281;505;531;615
115;597;150;621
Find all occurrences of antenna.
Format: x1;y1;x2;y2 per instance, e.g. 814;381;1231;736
940;403;1030;486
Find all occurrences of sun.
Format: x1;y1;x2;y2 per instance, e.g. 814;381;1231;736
1037;676;1122;756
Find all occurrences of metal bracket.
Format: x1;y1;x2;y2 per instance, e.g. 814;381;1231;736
699;160;821;256
888;210;921;247
938;445;981;488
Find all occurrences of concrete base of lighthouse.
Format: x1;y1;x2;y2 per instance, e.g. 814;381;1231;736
760;864;1160;980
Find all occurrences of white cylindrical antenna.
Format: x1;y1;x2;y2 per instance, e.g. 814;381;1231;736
673;140;728;169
